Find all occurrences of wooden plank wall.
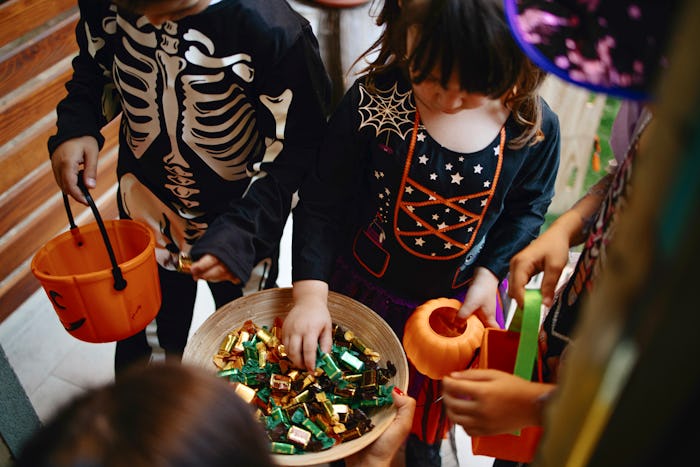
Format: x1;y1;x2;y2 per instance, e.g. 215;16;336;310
0;0;120;322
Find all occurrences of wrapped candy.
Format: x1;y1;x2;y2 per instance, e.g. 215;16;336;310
212;320;396;455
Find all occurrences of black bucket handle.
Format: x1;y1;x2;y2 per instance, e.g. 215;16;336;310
62;171;127;291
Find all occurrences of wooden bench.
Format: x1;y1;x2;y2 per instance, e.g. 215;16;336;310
0;0;120;322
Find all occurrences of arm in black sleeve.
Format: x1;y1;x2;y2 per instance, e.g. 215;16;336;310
48;0;120;155
191;24;331;283
477;105;561;279
292;83;364;283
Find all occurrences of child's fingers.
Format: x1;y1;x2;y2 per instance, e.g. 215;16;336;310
189;255;217;279
82;143;99;189
507;273;527;309
540;265;562;308
445;368;497;381
388;389;415;434
284;334;304;369
442;393;481;426
319;326;333;355
473;307;500;329
302;334;318;371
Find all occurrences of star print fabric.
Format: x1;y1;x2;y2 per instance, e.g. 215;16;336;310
292;69;560;300
396;128;504;261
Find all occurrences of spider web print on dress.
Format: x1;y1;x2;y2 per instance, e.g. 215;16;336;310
394;109;506;260
358;82;415;145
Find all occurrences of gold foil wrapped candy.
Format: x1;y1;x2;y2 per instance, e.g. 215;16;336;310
212;318;397;456
176;252;192;273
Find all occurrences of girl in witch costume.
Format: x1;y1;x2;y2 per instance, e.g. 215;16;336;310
284;0;560;465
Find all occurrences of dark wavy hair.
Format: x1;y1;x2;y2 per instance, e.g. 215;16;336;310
358;0;546;148
15;363;275;467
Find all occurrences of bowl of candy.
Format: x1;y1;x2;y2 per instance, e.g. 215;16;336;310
182;287;409;466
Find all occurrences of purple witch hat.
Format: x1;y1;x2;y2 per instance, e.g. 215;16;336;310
504;0;678;100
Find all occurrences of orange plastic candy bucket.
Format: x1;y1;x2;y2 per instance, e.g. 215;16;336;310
31;177;161;343
471;290;544;463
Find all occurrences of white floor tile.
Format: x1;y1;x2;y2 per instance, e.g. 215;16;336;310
189;279;216;340
441;436;460;467
29;375;84;423
0;288;54;346
0;292;34;342
1;290;78;395
455;425;495;467
52;340;115;389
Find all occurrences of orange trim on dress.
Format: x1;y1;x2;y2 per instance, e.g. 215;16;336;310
352;229;390;277
393;110;506;261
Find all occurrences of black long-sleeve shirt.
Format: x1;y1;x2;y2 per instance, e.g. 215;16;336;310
49;0;330;283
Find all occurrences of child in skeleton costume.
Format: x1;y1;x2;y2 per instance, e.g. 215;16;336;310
441;1;677;466
284;1;560;465
48;0;330;373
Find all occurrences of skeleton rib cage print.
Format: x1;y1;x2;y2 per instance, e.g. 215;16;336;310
82;6;297;269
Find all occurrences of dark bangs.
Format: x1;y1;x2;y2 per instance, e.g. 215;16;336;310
409;0;525;97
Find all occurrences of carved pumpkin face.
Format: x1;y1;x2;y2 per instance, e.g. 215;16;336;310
403;298;485;380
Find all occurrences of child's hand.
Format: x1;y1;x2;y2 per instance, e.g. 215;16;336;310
457;267;500;328
509;226;570;309
50;136;100;205
282;280;333;371
189;254;241;284
442;369;554;436
345;387;415;467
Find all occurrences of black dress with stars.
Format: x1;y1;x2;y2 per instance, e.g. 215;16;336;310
293;69;560;301
292;69;560;446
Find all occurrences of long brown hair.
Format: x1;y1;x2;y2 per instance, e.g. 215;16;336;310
358;0;546;148
16;363;275;467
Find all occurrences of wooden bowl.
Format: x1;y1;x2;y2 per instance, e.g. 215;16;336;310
183;287;409;466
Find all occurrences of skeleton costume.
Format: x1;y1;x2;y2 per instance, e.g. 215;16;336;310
48;0;330;370
292;70;560;447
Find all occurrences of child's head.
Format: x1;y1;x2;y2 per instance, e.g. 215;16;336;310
112;0;211;25
363;0;546;146
15;363;275;467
